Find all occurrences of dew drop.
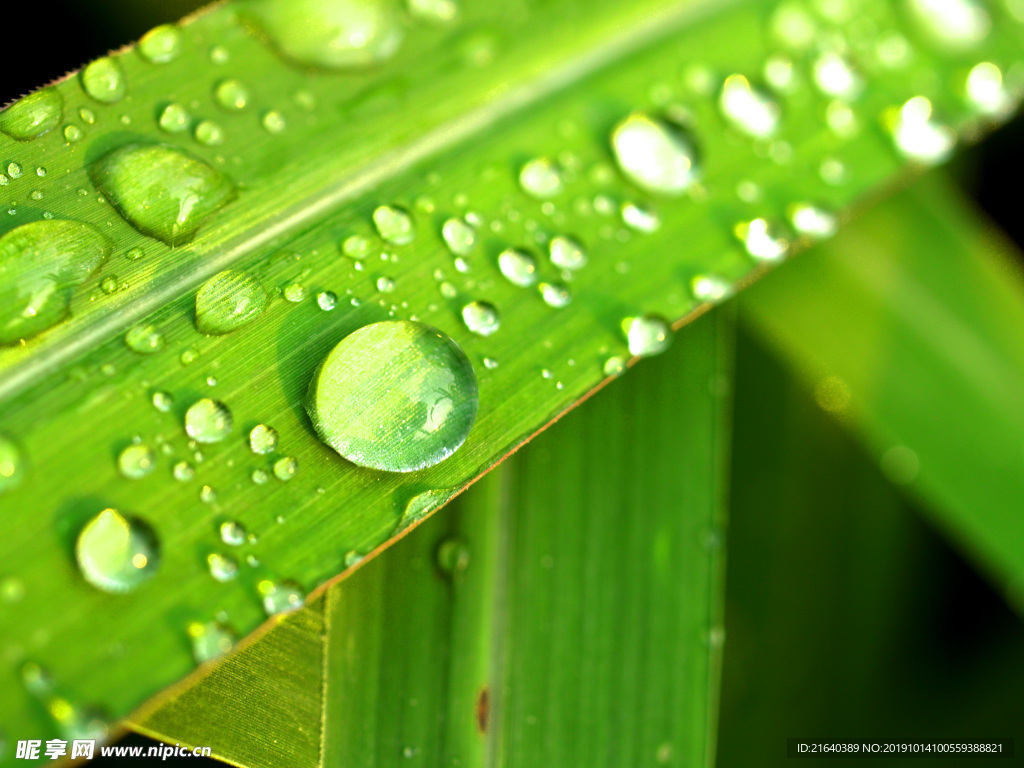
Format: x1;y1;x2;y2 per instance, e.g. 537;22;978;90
497;248;538;287
739;218;790;261
117;444;156;479
610;113;700;195
262;110;287;134
812;52;863;99
200;485;218;504
966;62;1013;117
461;300;500;336
220;521;247;546
719;75;781;138
887;96;955;164
0;220;111;345
172;461;195;482
195;120;225;146
7;163;22;179
273;456;298;481
158;103;191;133
259;579;305;616
626;315;672;357
518;157;563;199
207;553;238;582
249;424;279;454
210;45;230;64
483;356;498;369
76;509;159;593
907;0;990;49
603;355;626;376
138;24;182;64
81;57;126;103
442;217;477;255
187;621;235;664
620;201;660;233
0;435;25;493
214;79;251;111
317;291;337;310
548;235;587;271
251;469;269;484
89;144;236;245
152;391;173;412
690;274;734;302
283;282;307;302
436;538;470;575
789;203;838;239
124;323;164;354
539;282;571;308
195;270;268;335
184;399;233;443
306;320;478;472
377;276;396;293
0;88;63;140
63;125;83;143
373;205;416;245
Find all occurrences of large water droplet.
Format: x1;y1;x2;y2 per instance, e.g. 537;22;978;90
195;270;268;334
548;235;587;271
461;300;500;336
306;320;478;472
373;204;415;244
241;0;405;69
188;621;235;664
518;157;563;198
117;444;156;479
719;75;780;138
441;217;477;255
0;220;111;345
497;248;538;286
76;509;159;593
81;57;126;103
0;435;25;494
907;0;990;49
626;315;672;357
259;579;305;615
249;424;279;454
0;88;63;140
139;24;182;64
90;144;236;245
887;96;955;164
610;113;700;196
184;398;233;443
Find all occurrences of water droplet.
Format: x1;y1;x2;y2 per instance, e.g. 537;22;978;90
137;24;181;64
439;280;457;299
461;300;500;336
152;391;173;412
184;399;233;443
259;579;305;616
343;234;372;258
214;79;251;111
262;110;287;134
273;456;298;481
210;45;230;64
771;1;817;49
158;103;191;133
408;0;458;22
518;157;563;198
242;0;404;69
200;485;218;504
603;356;626;376
548;235;587;271
789;203;837;239
610;113;700;196
195;120;225;146
0;435;25;493
377;276;396;293
219;521;247;546
812;52;863;99
907;0;990;49
187;621;235;663
172;461;195;482
0;220;111;345
63;125;83;143
249;424;279;454
887;96;955;164
124;323;164;354
89;144;236;245
344;550;364;567
626;315;672;357
195;270;268;335
620;201;660;232
306;320;478;472
719;75;781;138
207;553;238;582
316;290;338;311
373;205;416;245
497;248;538;287
76;509;159;593
81;57;126;103
764;54;796;93
690;274;734;302
436;538;469;575
7;162;22;179
0;88;63;140
283;283;307;304
539;282;571;308
251;468;269;484
442;217;477;255
116;444;156;479
966;62;1013;117
483;356;498;369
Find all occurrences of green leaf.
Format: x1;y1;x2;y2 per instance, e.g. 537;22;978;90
740;175;1024;587
131;307;733;768
2;0;1023;753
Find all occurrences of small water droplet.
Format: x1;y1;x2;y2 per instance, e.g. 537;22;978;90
719;75;781;138
626;315;672;357
262;109;287;134
158;103;191;133
539;282;571;308
483;356;498;369
442;217;477;255
0;435;25;494
251;468;269;485
771;1;817;49
139;24;182;64
172;461;195;482
764;54;796;93
344;550;364;567
273;456;298;481
317;291;337;310
518;157;563;198
7;162;22;179
1;574;25;602
343;234;372;258
603;356;626;376
81;57;126;103
200;485;218;504
690;274;734;302
152;391;173;412
880;445;919;485
373;205;416;245
187;620;235;664
195;270;268;335
789;203;837;239
620;201;660;232
180;347;199;365
739;218;789;261
497;247;538;287
259;579;306;615
64;124;83;143
887;96;955;164
436;538;469;575
210;45;230;64
0;88;63;141
117;444;156;479
249;424;279;454
610;113;700;195
284;282;308;302
184;399;233;443
76;509;159;593
548;235;587;271
306;321;478;472
220;521;247;546
207;552;238;582
461;301;500;336
812;52;863;99
195;120;225;146
215;79;250;111
124;323;164;354
377;276;396;293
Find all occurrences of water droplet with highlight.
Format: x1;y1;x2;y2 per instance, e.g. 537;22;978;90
603;356;626;376
242;0;405;69
184;399;233;443
64;125;83;143
548;235;587;271
7;163;22;179
152;391;173;412
89;144;236;245
739;218;789;261
200;485;218;504
373;205;416;245
220;521;247;546
436;538;470;575
539;282;571;308
172;461;195;482
188;621;235;664
81;57;126;103
305;320;478;472
249;424;278;454
887;96;955;164
0;220;111;345
284;282;306;302
0;88;63;140
317;290;337;310
690;274;734;302
262;110;287;134
76;509;159;593
195;270;268;334
117;444;156;479
610;113;700;195
408;0;458;22
518;158;563;198
461;300;500;336
195;120;225;146
497;248;538;286
207;553;238;582
907;0;990;49
158;103;190;133
273;456;298;481
626;315;672;357
377;276;396;293
621;201;660;232
966;62;1013;117
139;24;182;63
442;217;477;255
214;79;250;110
0;435;25;493
124;323;163;354
812;52;863;99
719;75;780;138
789;203;837;239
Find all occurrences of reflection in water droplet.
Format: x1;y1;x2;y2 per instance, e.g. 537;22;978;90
195;270;268;335
888;96;955;164
158;103;191;133
172;461;195;482
373;205;416;245
117;444;156;479
621;201;660;232
461;301;500;336
442;217;477;255
152;391;173;412
284;283;307;302
263;110;287;134
139;24;182;63
548;235;586;271
184;399;233;443
812;52;862;99
0;88;63;140
626;315;672;357
188;620;235;664
497;248;538;287
249;424;279;454
215;79;250;111
739;218;789;261
64;125;83;143
318;291;337;310
539;282;571;308
610;113;700;195
273;456;298;481
220;521;247;546
691;274;734;302
519;158;563;198
76;509;159;593
719;75;781;138
208;553;239;582
306;321;478;472
81;57;126;103
436;538;470;575
408;0;458;22
195;120;225;146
